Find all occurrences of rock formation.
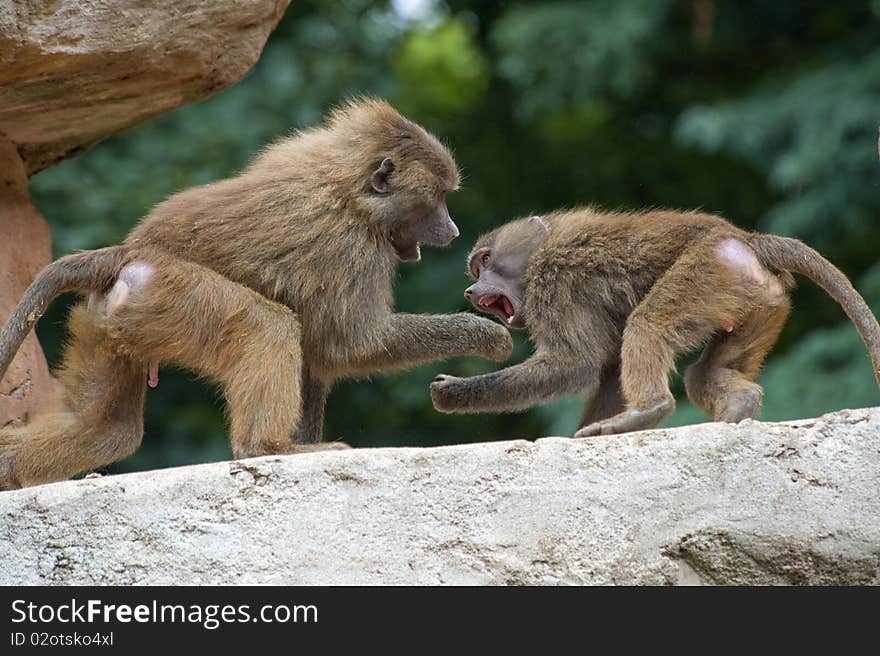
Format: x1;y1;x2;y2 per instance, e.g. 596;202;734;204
1;408;877;585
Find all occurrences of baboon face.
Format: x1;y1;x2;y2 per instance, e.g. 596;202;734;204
465;247;527;328
464;218;546;329
370;157;459;262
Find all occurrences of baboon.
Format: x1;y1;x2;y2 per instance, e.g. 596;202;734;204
0;98;513;489
430;208;880;436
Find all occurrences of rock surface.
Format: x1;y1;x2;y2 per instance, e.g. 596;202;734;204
0;141;55;428
0;0;290;174
1;407;878;585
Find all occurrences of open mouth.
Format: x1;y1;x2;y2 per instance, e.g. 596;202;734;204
476;293;516;324
393;240;421;261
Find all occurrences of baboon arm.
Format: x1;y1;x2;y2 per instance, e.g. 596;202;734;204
431;353;596;413
347;312;513;375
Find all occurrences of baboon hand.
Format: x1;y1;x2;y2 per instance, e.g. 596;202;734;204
477;318;513;362
430;374;469;413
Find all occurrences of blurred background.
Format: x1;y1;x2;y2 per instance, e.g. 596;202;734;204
29;0;880;473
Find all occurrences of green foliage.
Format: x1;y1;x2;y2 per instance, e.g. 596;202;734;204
677;50;880;248
24;0;880;473
394;18;489;114
492;0;672;119
760;323;878;421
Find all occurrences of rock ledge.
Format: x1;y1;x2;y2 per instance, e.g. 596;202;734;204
1;407;878;585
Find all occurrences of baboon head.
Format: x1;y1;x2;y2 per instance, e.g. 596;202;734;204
330;98;462;262
464;215;549;329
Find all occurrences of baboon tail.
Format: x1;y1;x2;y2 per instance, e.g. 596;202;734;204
749;234;880;389
0;245;128;381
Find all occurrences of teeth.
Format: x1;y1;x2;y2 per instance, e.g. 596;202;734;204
507;316;515;324
501;296;515;318
478;294;498;308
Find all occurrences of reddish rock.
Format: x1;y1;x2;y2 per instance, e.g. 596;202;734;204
0;141;54;427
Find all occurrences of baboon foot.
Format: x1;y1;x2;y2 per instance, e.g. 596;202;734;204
286;441;352;454
234;441;351;460
574;397;674;437
716;384;763;423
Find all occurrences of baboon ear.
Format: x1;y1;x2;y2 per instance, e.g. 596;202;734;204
371;157;395;194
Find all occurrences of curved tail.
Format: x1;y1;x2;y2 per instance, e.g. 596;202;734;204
0;246;128;381
749;234;880;389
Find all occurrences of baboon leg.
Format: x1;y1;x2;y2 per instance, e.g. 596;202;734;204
0;304;145;489
577;364;624;429
292;366;328;444
577;238;787;437
289;372;351;452
685;298;790;422
96;256;346;459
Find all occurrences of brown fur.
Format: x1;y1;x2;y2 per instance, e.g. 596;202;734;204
431;206;880;436
0;98;512;489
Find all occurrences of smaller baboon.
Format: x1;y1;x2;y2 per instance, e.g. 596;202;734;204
430;208;880;436
0;98;512;489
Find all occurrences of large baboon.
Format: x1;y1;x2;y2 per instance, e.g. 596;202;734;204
0;98;512;489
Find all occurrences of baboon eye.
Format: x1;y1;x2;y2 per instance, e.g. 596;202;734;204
469;249;490;278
